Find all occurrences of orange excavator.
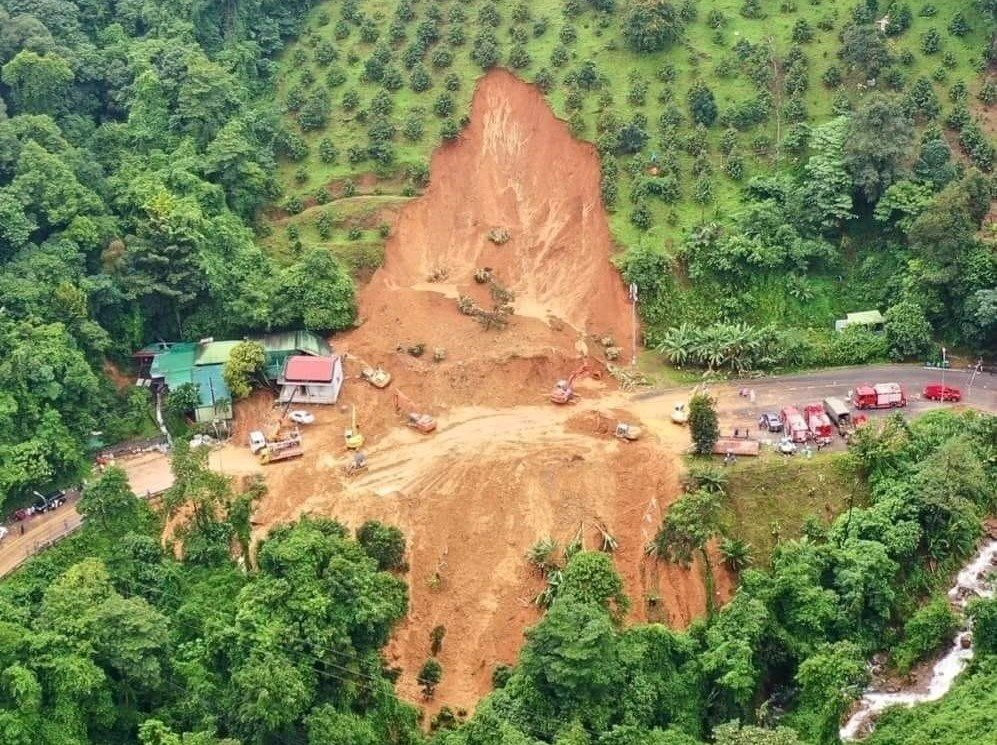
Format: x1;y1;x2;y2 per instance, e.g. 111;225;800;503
550;363;591;405
394;390;437;433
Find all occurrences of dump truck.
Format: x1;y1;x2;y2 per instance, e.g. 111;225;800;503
822;397;851;429
853;383;906;410
780;406;809;443
258;429;303;464
803;404;834;446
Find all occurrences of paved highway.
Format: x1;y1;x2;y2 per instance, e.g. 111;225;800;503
1;365;992;577
638;363;997;421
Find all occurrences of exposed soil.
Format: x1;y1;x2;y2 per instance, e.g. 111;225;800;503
215;70;729;717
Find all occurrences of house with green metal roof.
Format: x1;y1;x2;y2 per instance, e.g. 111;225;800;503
139;331;332;423
253;331;333;380
834;310;885;333
147;342;233;423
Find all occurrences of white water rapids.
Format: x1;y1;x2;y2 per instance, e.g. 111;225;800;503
839;538;997;740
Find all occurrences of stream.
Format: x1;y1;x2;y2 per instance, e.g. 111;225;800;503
839;537;997;740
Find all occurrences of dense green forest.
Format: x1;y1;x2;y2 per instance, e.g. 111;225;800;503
0;412;997;745
0;0;358;504
0;411;993;743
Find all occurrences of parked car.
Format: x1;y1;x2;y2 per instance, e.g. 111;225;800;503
923;384;962;402
0;526;8;542
777;437;797;455
758;412;783;433
289;410;315;425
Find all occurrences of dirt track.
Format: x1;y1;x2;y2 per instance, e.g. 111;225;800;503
216;70;729;715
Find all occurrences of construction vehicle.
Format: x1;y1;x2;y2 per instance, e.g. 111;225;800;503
395;391;437;433
615;422;642;441
780;406;809;443
360;365;392;389
344;405;364;449
343;451;368;477
670;403;689;425
257;429;303;464
803;404;834;446
551;364;590;405
249;430;267;454
853;383;907;410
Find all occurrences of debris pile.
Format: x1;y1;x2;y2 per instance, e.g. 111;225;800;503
487;227;510;245
607;364;650;392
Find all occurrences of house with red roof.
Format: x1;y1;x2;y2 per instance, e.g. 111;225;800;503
277;354;344;405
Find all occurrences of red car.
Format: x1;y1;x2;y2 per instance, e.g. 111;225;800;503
923;384;962;402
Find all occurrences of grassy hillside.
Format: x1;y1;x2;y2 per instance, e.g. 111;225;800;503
267;0;992;272
720;451;870;565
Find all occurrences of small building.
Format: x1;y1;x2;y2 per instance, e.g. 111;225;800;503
835;310;885;333
278;355;344;405
147;342;233;423
256;331;333;381
136;330;335;422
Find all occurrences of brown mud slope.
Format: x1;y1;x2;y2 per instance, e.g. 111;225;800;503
228;70;729;718
351;67;633;362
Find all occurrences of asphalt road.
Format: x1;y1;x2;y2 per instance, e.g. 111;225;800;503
1;364;992;578
0;493;84;577
639;363;996;417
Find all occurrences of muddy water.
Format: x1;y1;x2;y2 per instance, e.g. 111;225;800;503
840;538;997;740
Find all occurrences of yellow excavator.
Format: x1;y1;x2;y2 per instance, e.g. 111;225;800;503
344;405;365;449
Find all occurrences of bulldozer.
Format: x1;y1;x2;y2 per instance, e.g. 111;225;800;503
550;364;590;405
615;423;642;441
360;365;391;389
344;405;365;449
395;391;436;433
343;451;368;477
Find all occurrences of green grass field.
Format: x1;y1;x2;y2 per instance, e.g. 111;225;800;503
718;450;870;565
269;0;991;271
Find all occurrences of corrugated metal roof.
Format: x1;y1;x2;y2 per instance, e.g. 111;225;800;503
191;364;231;407
845;310;884;325
194;340;242;366
256;330;331;356
283;355;336;382
149;343;196;380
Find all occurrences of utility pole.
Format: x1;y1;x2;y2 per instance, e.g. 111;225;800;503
967;357;982;400
629;282;638;367
940;346;947;402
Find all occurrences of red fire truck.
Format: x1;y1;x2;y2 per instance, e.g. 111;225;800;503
803;404;834;445
852;383;907;410
780;406;809;443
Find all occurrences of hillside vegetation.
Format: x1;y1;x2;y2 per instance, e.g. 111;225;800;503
270;0;996;363
1;410;993;744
